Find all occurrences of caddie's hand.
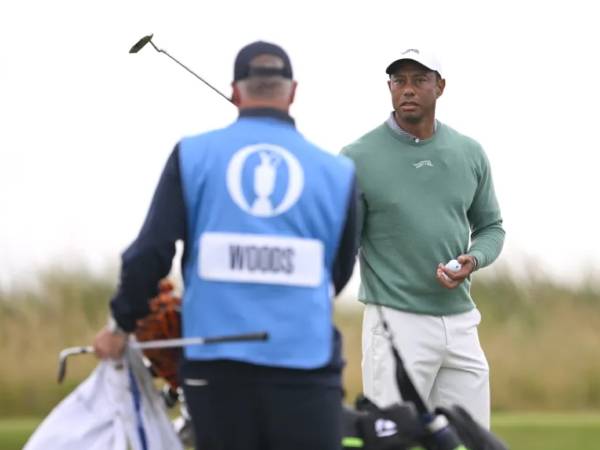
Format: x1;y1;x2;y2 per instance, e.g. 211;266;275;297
436;254;477;290
93;327;128;360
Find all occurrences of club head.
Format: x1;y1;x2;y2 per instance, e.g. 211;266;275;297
57;346;93;383
129;34;154;54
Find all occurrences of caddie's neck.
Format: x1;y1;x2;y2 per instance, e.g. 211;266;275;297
237;97;291;113
231;81;296;114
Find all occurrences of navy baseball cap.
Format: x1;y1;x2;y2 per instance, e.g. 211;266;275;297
233;41;293;81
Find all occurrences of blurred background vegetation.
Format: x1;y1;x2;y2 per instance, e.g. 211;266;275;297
1;265;599;417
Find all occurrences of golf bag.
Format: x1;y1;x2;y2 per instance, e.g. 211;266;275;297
25;347;184;450
342;394;508;450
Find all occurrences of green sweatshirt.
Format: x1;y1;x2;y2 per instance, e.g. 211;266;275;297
341;120;505;315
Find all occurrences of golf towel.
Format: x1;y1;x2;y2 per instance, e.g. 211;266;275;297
23;346;183;450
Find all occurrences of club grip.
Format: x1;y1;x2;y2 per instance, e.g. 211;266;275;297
202;332;269;344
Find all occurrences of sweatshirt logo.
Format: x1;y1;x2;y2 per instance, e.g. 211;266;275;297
227;144;304;217
413;160;433;169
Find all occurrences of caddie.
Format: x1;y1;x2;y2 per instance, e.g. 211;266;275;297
93;40;359;450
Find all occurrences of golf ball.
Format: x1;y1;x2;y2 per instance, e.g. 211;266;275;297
445;259;462;271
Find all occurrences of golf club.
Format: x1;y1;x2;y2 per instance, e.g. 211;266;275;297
374;305;466;449
57;331;268;383
129;34;234;105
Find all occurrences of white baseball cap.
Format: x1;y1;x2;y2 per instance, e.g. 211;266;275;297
385;48;443;77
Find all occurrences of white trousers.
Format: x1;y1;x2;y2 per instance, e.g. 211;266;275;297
362;304;490;429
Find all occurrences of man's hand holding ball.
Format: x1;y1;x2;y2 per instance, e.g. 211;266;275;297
436;255;477;289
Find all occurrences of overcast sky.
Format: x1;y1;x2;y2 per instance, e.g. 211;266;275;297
1;0;599;290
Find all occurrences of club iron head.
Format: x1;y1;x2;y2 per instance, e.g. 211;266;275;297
57;346;93;383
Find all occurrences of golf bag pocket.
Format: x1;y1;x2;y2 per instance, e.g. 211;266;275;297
342;395;423;450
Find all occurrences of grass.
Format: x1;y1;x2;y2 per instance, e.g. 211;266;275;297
492;412;600;450
0;418;42;450
5;413;600;450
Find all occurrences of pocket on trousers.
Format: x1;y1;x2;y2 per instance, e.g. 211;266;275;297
369;331;392;400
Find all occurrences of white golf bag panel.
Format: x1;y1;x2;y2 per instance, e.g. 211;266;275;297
24;346;183;450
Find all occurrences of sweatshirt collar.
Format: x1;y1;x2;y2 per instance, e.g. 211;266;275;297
386;112;438;143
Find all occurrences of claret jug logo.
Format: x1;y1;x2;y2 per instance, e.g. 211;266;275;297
226;144;304;217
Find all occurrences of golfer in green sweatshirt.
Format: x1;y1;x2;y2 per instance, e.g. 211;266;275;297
342;48;504;429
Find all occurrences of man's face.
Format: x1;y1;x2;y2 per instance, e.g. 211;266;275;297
388;60;445;124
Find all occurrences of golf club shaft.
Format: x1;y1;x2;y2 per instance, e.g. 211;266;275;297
132;331;268;349
61;332;268;355
139;37;233;105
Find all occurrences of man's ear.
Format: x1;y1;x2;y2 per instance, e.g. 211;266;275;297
288;81;298;105
436;77;446;98
231;82;241;106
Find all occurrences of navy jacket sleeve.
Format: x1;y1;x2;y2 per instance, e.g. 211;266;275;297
332;175;360;295
110;145;187;332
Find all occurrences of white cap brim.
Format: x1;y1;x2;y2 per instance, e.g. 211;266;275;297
385;49;442;77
